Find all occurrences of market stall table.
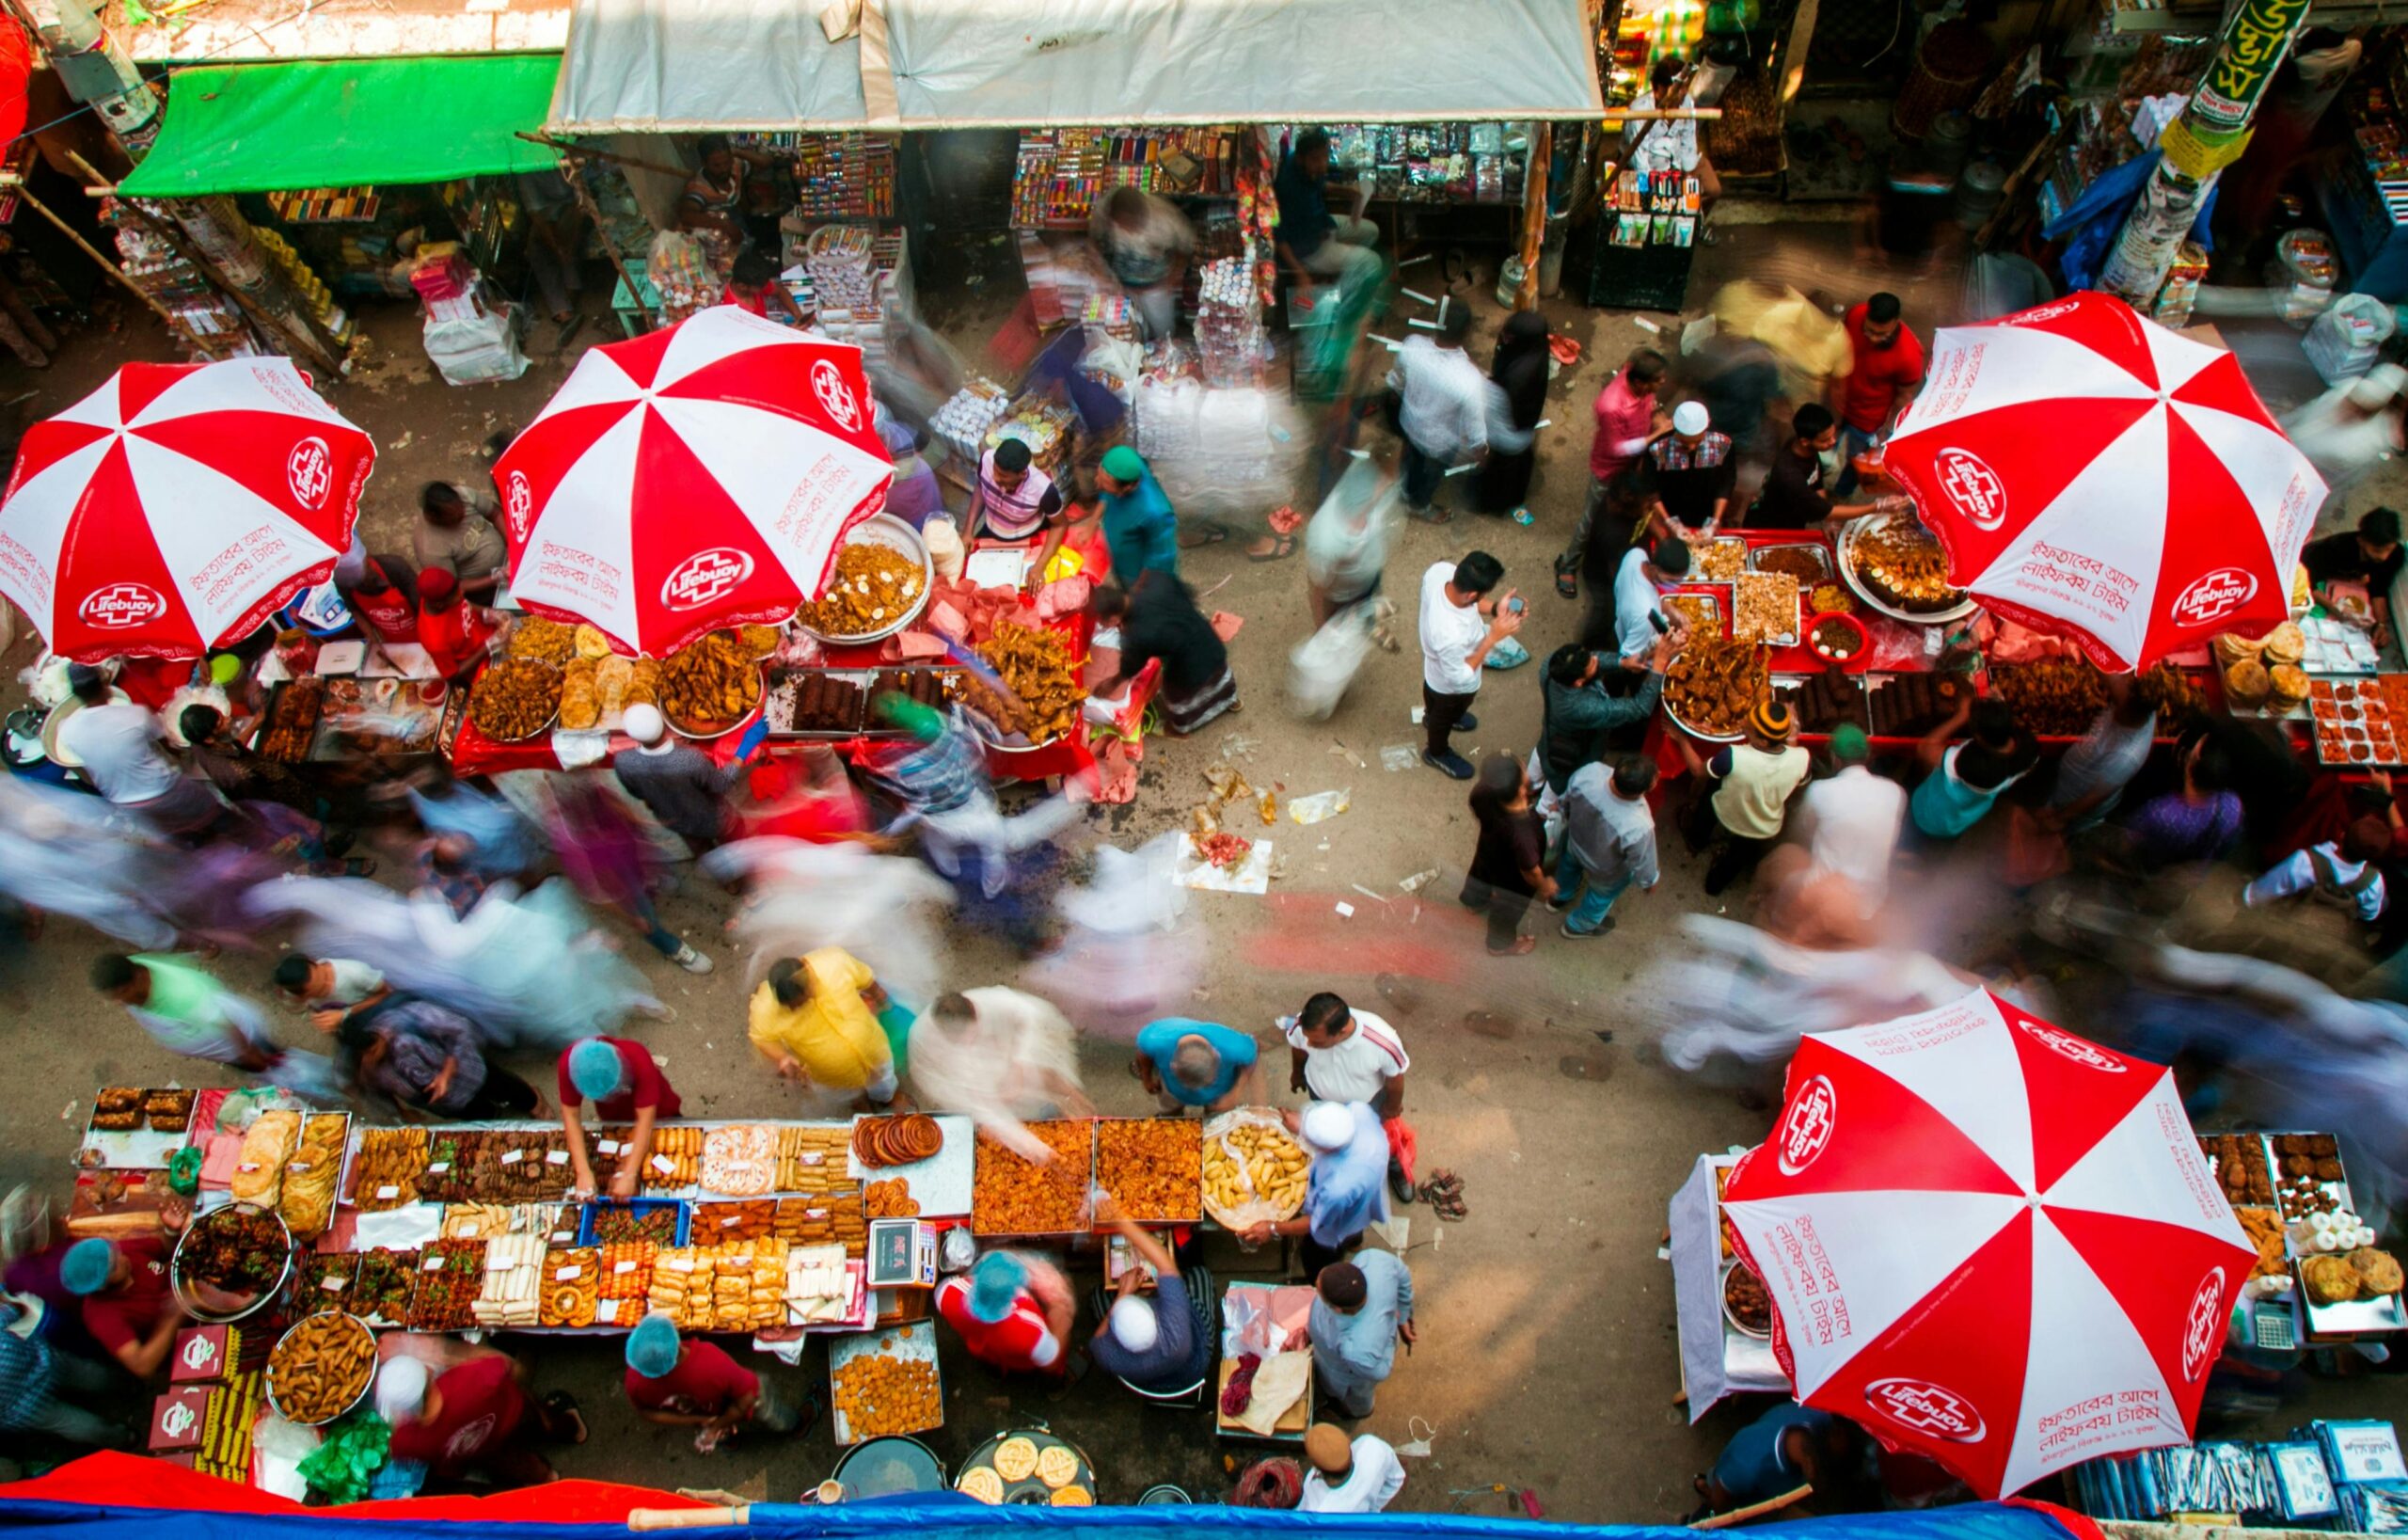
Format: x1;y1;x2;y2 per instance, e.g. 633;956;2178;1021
1668;1152;1787;1418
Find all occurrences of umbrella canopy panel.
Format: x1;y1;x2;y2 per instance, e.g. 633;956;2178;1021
1722;990;2255;1499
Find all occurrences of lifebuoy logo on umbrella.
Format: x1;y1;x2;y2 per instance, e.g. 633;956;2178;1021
1864;1377;1987;1442
812;360;862;432
2170;568;2258;628
2181;1267;2226;1382
79;582;167;629
1935;449;2006;531
2009;1014;2126;1072
662;548;755;611
286;437;334;510
503;471;534;544
1775;1073;1837;1175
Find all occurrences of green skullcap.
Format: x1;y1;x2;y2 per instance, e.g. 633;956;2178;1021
1101;446;1147;483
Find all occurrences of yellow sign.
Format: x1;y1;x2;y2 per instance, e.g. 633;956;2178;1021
2158;120;2253;181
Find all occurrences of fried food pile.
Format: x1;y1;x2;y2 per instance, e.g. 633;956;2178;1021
1723;1263;1772;1334
260;678;324;762
1663;594;1719;634
469;659;562;740
1693;538;1746;581
972;1120;1090;1234
798;542;927;638
268;1311;375;1424
277;1114;347;1239
854;1114;943;1167
2305;1247;2405;1305
1201;1117;1308;1225
507;616;578;666
660;631;763;727
699;1124;778;1196
349;1128;427;1212
1664;634;1769;738
1733;572;1800;643
1989;659;2107;738
833;1348;941;1438
560;658;601;730
1097;1118;1202;1221
1752;545;1829;585
1852;513;1966;612
954;623;1080;744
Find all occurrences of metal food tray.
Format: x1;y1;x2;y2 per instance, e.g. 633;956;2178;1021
2259;1131;2406;1335
1090;1116;1204;1225
1744;541;1834;585
1658;592;1723;635
829;1320;943;1445
79;1090;196;1170
956;1426;1099;1503
1834;513;1978;627
794;514;936;646
847;1113;974;1216
1689;537;1750;584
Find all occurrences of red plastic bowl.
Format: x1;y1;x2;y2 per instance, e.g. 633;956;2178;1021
1805;610;1872;673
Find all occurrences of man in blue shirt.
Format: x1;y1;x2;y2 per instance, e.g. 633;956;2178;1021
1087;1197;1212;1396
1244;1101;1390;1275
1699;1401;1854;1515
1303;1252;1415;1419
1275;130;1381;310
1133;1017;1259;1113
1092;446;1182;587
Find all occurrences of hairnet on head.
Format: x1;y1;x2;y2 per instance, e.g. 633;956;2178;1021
568;1038;626;1102
626;1312;681;1378
967;1251;1028;1323
61;1238;113;1295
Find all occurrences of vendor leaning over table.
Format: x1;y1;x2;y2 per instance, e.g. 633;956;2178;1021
413;482;507;604
1088;1195;1212;1396
60;1235;184;1379
623;1312;805;1444
375;1348;588;1489
1089;574;1238;738
1300;1252;1416;1421
1241;1102;1390;1277
967;436;1064;547
1611;535;1693;674
414;568;496;684
1132;1016;1260;1115
1637;402;1734;540
1540;633;1674;783
1744;404;1900;530
936;1250;1082;1384
560;1035;684;1199
2301;504;2404;647
747;950;901;1111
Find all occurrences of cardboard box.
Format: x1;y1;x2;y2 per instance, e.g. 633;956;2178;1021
149;1387;213;1453
169;1325;232;1384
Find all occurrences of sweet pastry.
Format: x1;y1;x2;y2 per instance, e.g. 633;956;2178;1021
993;1437;1039;1483
958;1469;1004;1503
1037;1443;1080;1489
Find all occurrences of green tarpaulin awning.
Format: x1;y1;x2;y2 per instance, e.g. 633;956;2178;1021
119;54;562;197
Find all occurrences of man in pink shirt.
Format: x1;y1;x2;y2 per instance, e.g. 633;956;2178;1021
1558;348;1671;597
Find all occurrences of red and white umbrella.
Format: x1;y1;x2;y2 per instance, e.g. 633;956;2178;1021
1883;291;2323;672
1721;990;2254;1499
491;305;893;656
0;358;372;661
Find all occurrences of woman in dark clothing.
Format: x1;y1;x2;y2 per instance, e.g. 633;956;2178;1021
1091;573;1238;736
334;994;541;1120
1478;311;1551;523
1462;753;1553;956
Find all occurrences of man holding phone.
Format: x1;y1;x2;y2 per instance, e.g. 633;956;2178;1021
1418;550;1524;779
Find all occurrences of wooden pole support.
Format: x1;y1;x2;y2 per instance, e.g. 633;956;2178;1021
1515;122;1553;312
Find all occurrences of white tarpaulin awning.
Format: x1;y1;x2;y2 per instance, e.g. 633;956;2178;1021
549;0;1601;134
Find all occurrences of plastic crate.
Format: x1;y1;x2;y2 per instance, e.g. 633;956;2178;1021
575;1198;689;1247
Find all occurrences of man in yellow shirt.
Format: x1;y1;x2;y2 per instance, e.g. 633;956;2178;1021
746;949;902;1108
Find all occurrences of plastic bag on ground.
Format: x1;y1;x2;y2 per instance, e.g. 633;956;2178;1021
1288;605;1376;720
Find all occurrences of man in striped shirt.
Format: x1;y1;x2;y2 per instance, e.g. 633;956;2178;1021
1285;992;1413;1203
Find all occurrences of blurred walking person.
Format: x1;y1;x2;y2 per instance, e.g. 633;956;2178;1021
1477;312;1550;525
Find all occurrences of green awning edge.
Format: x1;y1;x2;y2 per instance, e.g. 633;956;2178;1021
119;54;563;198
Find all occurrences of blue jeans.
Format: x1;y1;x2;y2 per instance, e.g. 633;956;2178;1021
1553;845;1631;933
1835;421;1878;497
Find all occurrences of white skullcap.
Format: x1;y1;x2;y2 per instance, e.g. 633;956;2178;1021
1300;1103;1354;1152
623;703;667;744
1108;1295;1160;1353
373;1355;431;1421
2350;363;2408;409
1672;401;1711;436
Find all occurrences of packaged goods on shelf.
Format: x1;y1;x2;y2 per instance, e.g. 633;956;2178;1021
931;379;1012;465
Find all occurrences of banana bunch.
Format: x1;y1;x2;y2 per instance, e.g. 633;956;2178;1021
1201;1118;1309;1225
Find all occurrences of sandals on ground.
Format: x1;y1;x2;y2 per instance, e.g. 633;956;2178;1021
1418;1169;1468;1220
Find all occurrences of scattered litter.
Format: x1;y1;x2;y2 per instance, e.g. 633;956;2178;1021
1217;732;1259;761
392;432;414;450
1370;1216;1410;1249
1656;1246;1672;1262
1442;463;1477;477
1289;788;1350;824
1407;318;1438;331
1397;253;1433;268
1534;419;1553;430
1349;883;1391;905
61;1102;77;1121
1401;288;1437;306
1327;740;1366;768
1633;316;1661;333
1381;744;1421;771
1399;867;1439;892
1409;706;1425;724
1317;840;1331;851
1371;335;1404;352
1334;901;1355;918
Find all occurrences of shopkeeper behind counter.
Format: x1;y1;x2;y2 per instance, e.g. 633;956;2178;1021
2302;505;2404;646
560;1035;682;1199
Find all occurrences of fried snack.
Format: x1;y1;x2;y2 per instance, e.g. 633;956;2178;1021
1809;582;1855;614
473;1233;546;1327
972;1120;1090;1234
1723;1265;1772;1334
832;1350;941;1439
1853;513;1966;612
777;1125;855;1193
2225;659;2272;709
1752;545;1829;585
420;1132;482;1204
180;1204;290;1295
641;1124;702;1189
797;541;927;638
1201;1119;1309;1224
660;631;763;728
992;1437;1040;1482
408;1239;486;1330
625;657;661;708
469;659;562;741
507;616;578;666
260;677;325;762
229;1111;300;1206
1692;538;1746;581
956;622;1081;744
442;1202;516;1241
647;1247;713;1329
2234;1208;2289;1281
1050;1486;1092;1507
1662;594;1719;634
958;1469;1005;1503
349;1127;429;1211
737;624;782;658
277;1114;347;1239
863;1178;919;1217
593;654;634;720
559;657;601;731
2303;1252;2360;1305
2261;621;2305;666
700;1123;778;1196
853;1114;943;1168
696;1200;778;1244
1733;572;1799;643
1989;660;2109;738
267;1311;374;1425
774;1191;866;1246
1664;633;1770;738
91;1086;142;1132
1036;1444;1080;1489
352;1248;418;1326
573;623;612;659
2352;1247;2403;1298
540;1246;601;1327
1097;1118;1203;1221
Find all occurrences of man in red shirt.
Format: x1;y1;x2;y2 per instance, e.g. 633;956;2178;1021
63;1235;183;1377
378;1349;583;1486
935;1251;1080;1381
623;1314;803;1446
560;1036;681;1199
347;560;420;645
1558;348;1671;598
1830;292;1925;495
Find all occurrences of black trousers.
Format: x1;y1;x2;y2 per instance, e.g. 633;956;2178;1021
1423;683;1476;756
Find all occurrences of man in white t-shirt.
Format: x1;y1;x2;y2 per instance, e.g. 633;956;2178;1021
1797;724;1905;914
53;664;228;837
1417;552;1522;780
1285;992;1414;1205
1300;1424;1406;1513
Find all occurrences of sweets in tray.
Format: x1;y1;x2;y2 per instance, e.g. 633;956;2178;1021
2310;678;2401;765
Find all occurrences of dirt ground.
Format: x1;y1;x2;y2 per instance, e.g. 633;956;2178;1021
0;212;2398;1522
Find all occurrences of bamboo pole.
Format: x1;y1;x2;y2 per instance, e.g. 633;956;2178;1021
515;131;695;181
2;176;214;351
558;152;652;333
1515;122;1552;311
